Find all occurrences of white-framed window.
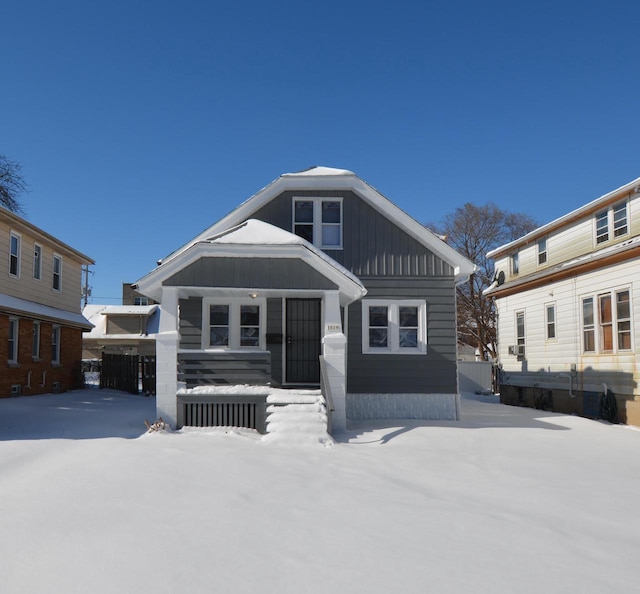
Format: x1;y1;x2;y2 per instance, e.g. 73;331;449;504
595;201;628;245
134;296;149;306
293;197;343;249
33;244;42;280
510;252;519;275
537;238;548;266
32;321;41;359
9;232;21;277
361;300;427;354
51;325;61;364
52;254;62;291
202;298;265;350
516;311;525;357
582;289;632;353
545;303;556;340
8;318;19;363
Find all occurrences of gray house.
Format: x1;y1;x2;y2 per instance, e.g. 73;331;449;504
134;167;475;431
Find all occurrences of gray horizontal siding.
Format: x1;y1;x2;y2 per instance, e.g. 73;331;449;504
347;278;458;394
178;351;271;387
165;257;338;290
250;190;454;277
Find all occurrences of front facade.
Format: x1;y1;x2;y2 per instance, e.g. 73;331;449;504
486;176;640;426
135;167;475;430
1;207;94;397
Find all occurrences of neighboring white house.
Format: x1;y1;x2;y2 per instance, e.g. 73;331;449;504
485;176;640;427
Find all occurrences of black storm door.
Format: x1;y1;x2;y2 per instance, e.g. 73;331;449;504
286;299;321;383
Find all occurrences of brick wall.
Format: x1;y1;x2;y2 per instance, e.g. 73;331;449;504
0;314;84;397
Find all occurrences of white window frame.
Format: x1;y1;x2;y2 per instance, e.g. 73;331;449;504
537;238;547;266
33;244;42;280
510;252;519;276
32;321;41;359
515;310;526;357
52;254;62;292
595;200;628;245
201;298;266;351
8;317;19;364
361;299;427;355
581;288;632;354
292;197;343;249
51;325;61;364
9;231;21;277
545;303;556;341
134;296;149;305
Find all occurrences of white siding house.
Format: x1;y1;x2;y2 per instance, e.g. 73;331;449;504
486;177;640;427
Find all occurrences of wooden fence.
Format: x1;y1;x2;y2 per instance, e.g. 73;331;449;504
100;354;156;395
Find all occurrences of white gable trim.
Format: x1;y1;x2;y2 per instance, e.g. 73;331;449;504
136;241;367;305
159;169;475;282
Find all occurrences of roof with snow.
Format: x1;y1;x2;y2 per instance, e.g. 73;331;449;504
135;218;367;304
151;166;475;282
82;304;160;339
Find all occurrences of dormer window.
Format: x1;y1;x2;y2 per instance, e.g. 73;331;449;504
595;201;628;245
293;198;342;249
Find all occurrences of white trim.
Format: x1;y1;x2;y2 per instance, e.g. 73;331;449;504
361;299;427;355
9;231;21;278
152;169;475;283
292;196;343;249
201;297;266;351
52;253;62;292
33;243;42;280
8;317;19;363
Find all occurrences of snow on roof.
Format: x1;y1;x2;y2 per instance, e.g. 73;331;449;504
0;293;92;329
281;166;355;177
204;219;365;289
82;304;159;338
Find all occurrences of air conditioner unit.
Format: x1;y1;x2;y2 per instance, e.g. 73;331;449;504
10;384;22;396
508;345;525;357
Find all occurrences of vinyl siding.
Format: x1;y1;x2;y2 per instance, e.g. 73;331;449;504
347;278;458;394
1;217;86;314
250;190;454;278
497;258;640;396
164;257;338;290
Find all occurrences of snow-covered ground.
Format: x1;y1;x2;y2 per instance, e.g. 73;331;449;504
1;389;639;593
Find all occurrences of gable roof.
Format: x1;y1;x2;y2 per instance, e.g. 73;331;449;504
158;167;475;282
135;219;367;304
487;175;640;259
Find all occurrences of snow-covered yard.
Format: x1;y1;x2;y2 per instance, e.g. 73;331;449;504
1;389;639;593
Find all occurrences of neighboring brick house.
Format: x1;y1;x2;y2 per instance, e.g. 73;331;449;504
1;206;94;397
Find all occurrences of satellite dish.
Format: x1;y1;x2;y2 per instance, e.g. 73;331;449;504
496;270;505;286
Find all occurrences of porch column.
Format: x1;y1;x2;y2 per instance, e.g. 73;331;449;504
322;291;347;432
155;287;179;427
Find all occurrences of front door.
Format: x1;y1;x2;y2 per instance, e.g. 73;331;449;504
286;298;321;384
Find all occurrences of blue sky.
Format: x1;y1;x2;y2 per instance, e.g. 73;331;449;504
3;0;639;303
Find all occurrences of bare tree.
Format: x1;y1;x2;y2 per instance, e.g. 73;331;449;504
0;154;27;215
433;202;537;360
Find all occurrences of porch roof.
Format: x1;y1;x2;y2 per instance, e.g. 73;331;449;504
135;220;367;304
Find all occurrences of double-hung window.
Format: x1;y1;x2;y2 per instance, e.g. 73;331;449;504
9;232;20;277
595;201;628;245
537;238;548;266
293;198;343;249
33;244;42;280
51;325;61;364
52;254;62;291
545;304;556;340
203;299;265;350
32;321;41;359
362;300;427;354
582;289;632;353
8;318;19;363
515;311;526;357
510;252;519;276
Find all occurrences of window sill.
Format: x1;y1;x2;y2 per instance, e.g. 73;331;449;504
362;349;427;356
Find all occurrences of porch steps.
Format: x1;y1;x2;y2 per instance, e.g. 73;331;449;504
263;391;333;446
